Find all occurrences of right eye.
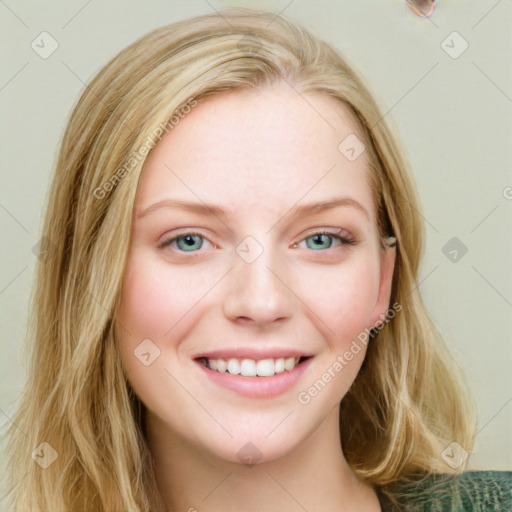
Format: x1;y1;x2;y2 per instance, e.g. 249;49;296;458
158;231;213;253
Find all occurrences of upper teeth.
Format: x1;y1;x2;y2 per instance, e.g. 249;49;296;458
205;357;300;377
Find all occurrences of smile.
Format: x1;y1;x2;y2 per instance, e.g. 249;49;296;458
198;356;309;377
194;353;314;399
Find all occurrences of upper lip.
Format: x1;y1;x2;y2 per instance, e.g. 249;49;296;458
193;348;313;360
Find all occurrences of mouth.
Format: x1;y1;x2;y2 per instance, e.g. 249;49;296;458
196;355;312;377
193;352;314;399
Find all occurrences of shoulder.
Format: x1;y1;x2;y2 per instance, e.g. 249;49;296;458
378;470;512;511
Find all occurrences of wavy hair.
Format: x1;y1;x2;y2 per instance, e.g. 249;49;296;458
4;8;477;510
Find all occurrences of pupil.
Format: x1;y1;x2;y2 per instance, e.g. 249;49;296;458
315;235;326;246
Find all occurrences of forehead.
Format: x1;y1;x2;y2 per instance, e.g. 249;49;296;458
135;83;375;223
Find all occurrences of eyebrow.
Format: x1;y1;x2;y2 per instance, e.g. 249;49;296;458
136;196;370;221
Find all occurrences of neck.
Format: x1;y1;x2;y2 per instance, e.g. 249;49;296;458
146;405;381;512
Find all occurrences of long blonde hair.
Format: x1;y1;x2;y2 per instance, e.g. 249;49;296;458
4;8;477;510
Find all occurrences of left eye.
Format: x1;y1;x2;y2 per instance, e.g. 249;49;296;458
159;230;354;253
297;231;354;250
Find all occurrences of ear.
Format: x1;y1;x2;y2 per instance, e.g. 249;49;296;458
369;244;396;326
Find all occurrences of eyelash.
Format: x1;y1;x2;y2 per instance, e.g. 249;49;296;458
158;229;356;255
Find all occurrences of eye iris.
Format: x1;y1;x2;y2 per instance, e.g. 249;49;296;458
177;234;203;251
307;234;333;250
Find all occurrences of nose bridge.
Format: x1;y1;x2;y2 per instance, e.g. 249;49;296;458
223;234;294;324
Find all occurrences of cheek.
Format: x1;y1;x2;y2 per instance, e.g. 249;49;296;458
116;251;216;417
294;253;381;348
115;251;206;391
293;256;381;408
117;251;214;342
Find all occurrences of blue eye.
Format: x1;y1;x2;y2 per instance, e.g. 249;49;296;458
159;229;354;254
160;232;211;252
299;230;355;251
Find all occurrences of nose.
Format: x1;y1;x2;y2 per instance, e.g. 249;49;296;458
222;240;295;326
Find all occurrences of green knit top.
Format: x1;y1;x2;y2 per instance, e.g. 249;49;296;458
376;471;512;511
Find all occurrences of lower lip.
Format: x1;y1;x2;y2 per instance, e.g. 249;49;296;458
195;358;313;399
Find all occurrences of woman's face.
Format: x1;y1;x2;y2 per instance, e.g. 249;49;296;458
116;82;395;464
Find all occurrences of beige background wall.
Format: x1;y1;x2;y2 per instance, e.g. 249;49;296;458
1;0;511;478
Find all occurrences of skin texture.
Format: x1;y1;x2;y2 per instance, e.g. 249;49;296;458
116;82;396;511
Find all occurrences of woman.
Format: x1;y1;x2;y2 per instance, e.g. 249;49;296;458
5;8;511;511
